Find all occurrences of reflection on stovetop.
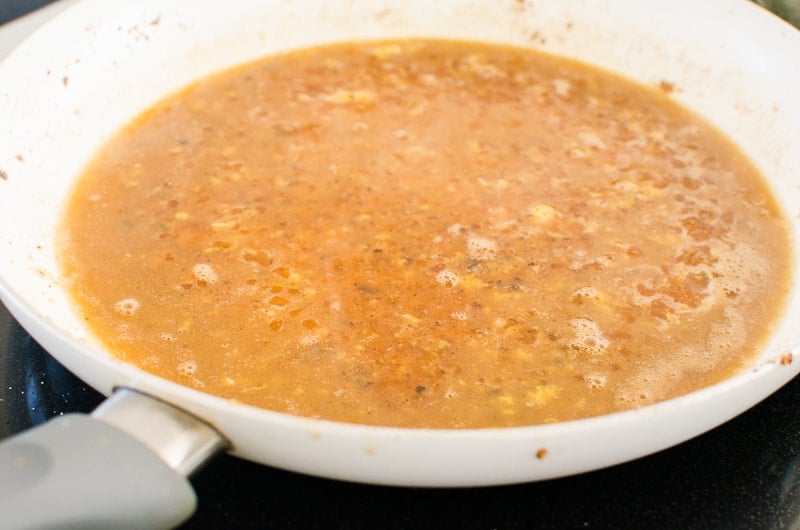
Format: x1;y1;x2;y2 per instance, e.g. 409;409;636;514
2;301;800;529
1;324;103;432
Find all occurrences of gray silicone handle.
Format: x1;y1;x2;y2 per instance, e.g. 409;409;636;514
0;413;198;529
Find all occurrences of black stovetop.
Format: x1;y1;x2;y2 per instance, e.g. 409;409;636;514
3;2;800;528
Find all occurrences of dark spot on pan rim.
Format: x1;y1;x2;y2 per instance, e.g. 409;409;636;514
659;80;676;93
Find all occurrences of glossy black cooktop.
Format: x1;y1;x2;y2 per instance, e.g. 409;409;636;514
2;2;800;528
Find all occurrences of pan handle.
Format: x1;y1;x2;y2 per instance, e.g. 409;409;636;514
0;388;227;529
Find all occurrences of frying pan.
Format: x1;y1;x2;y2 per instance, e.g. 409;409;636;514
1;0;799;527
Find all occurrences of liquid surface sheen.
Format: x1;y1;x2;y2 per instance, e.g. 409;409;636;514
60;40;792;428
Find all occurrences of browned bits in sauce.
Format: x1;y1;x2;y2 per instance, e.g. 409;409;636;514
59;39;792;429
536;448;548;460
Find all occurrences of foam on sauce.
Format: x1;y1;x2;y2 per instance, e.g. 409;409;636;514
59;39;792;428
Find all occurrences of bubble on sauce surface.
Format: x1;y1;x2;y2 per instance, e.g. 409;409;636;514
615;387;654;408
568;317;609;355
627;358;691;403
552;78;572;97
177;360;197;376
571;286;600;303
113;298;140;316
192;263;218;284
467;235;498;261
447;223;463;235
451;310;468;321
707;306;747;354
585;373;607;389
711;242;768;298
141;355;160;367
176;360;206;388
463;53;507;79
435;269;460;287
159;332;178;343
527;204;557;223
577;131;606;150
616;344;714;408
299;334;320;346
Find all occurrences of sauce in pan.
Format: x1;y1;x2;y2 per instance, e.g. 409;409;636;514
60;40;792;428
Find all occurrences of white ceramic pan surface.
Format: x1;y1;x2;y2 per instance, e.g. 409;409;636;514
1;0;799;508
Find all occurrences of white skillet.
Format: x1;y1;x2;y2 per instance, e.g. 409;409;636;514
0;1;799;527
